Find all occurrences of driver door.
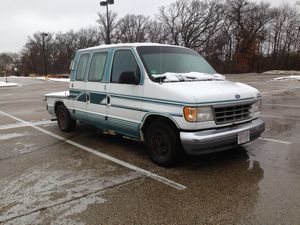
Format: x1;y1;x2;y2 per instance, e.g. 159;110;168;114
106;49;143;139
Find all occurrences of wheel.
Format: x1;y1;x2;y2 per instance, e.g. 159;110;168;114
145;121;183;167
56;104;76;132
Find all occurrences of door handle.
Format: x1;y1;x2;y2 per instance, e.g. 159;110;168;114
86;93;90;102
107;95;111;106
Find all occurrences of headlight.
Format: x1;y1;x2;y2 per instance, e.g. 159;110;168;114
183;106;214;122
250;99;262;116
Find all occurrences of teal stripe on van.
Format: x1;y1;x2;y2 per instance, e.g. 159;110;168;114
108;117;140;138
69;88;256;107
111;104;183;117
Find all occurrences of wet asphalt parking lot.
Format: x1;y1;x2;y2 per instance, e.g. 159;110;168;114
0;74;299;225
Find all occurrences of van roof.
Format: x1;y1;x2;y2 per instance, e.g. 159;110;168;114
78;43;185;52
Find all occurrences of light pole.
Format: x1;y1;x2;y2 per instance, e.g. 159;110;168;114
5;67;8;84
41;32;48;77
100;0;114;44
5;64;11;84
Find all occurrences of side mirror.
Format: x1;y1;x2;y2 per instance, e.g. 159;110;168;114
119;71;139;85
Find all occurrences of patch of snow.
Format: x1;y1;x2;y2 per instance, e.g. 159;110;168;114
0;120;55;130
35;76;47;80
4;193;106;225
152;72;225;82
0;132;26;141
35;77;70;82
273;76;300;81
262;70;300;75
0;81;19;87
8;76;32;78
49;78;70;82
14;142;38;154
48;194;106;225
0;160;141;223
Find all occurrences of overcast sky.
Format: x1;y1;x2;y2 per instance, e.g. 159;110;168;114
0;0;297;53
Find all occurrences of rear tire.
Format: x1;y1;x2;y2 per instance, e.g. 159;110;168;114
56;104;76;132
145;121;183;167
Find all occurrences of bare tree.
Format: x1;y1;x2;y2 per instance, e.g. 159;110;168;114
20;32;54;75
224;0;274;72
51;31;78;73
76;27;102;49
158;1;183;45
0;53;14;75
3;0;300;76
97;11;118;44
115;14;150;43
147;20;170;43
158;0;224;49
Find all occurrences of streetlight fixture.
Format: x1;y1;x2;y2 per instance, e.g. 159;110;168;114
41;32;48;77
100;0;114;44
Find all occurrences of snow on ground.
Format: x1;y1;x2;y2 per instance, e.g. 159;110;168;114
262;70;300;75
35;77;70;82
0;81;19;87
8;76;33;78
273;75;300;81
49;78;70;82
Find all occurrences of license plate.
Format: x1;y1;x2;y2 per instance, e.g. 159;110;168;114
238;131;250;144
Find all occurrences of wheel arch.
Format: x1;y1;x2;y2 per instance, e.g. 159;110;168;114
140;113;180;140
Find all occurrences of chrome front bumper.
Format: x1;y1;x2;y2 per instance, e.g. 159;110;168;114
180;119;265;155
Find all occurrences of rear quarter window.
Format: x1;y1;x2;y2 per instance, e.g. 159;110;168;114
76;54;90;81
88;52;107;82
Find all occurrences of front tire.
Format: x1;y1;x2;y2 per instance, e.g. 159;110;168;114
145;121;183;167
56;104;76;132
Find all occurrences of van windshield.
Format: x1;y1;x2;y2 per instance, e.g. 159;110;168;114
136;46;223;82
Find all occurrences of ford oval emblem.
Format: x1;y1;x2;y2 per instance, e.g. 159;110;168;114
235;94;241;99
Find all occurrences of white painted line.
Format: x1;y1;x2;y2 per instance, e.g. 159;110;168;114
260;114;300;121
263;103;300;108
0;110;187;191
0;120;56;130
259;137;291;145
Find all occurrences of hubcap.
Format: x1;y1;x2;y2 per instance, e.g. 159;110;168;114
58;110;67;128
151;132;169;159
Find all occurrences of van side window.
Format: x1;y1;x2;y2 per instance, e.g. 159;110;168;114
76;54;89;81
111;50;140;83
88;52;107;82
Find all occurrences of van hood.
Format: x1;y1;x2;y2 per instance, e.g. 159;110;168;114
161;80;259;104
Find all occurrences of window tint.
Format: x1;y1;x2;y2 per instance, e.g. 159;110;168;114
111;50;140;83
88;52;107;82
76;54;89;81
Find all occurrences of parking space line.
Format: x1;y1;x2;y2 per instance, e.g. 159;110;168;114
0;110;187;191
0;120;56;130
259;137;291;145
260;114;300;121
263;103;300;108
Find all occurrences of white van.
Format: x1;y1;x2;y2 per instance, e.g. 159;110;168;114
45;43;265;166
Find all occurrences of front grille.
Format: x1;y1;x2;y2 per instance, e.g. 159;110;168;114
213;103;252;124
